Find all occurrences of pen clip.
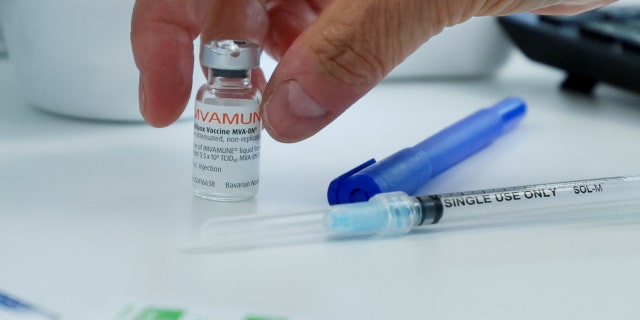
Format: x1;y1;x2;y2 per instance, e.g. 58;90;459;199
327;158;376;205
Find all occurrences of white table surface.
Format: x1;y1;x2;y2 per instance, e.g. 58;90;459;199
2;48;640;320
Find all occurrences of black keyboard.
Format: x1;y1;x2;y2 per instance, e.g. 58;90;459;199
498;6;640;95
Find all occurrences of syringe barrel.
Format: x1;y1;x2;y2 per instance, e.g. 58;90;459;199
417;176;640;226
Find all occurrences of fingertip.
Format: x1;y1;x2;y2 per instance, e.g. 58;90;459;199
261;79;331;143
138;73;192;128
141;105;189;128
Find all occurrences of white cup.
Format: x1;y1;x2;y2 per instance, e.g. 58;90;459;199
387;17;512;79
0;0;197;121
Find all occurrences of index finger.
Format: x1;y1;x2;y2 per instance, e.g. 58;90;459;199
131;0;211;127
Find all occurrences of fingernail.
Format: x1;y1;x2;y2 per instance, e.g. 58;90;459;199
263;80;328;142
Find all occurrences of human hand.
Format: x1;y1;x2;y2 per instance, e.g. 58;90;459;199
131;0;615;142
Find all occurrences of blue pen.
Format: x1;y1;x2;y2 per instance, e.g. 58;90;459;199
327;97;527;205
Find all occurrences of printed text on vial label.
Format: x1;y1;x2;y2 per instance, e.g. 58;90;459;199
192;104;260;191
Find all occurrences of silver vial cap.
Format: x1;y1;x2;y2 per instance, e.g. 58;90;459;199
200;40;261;70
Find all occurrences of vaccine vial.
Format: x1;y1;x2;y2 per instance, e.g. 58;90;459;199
193;40;262;201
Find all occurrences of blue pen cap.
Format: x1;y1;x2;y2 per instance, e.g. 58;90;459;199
327;97;526;205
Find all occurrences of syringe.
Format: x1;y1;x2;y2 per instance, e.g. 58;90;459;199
199;176;640;251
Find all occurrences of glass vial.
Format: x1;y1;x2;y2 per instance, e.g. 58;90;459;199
193;40;262;201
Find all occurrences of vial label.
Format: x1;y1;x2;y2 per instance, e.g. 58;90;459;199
192;100;261;200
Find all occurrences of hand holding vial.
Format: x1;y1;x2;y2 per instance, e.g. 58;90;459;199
131;0;615;143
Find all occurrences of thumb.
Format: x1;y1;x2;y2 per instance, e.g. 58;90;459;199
261;0;613;143
260;0;456;143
